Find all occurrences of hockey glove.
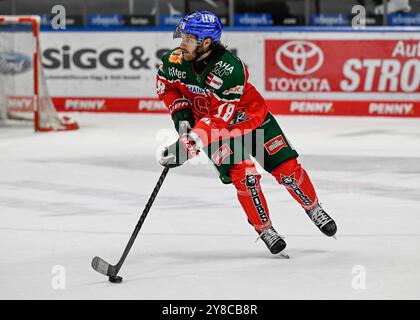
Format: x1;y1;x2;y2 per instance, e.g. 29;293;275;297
171;100;196;134
159;133;199;168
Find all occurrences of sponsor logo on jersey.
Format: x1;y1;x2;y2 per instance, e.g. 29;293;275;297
200;117;212;126
206;73;223;89
228;111;250;126
211;143;233;166
187;84;206;95
280;174;313;207
168;49;183;64
241;172;268;223
222;85;244;95
168;67;186;79
264;135;287;155
156;79;166;95
212;61;234;76
168;98;190;114
0;52;31;75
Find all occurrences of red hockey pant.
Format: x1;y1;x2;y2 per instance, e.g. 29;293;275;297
230;158;318;232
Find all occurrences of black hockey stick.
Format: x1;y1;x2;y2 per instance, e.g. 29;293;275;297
91;167;170;283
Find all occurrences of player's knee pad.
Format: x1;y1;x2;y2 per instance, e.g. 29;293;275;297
271;158;318;210
230;160;272;232
231;160;261;194
271;158;302;183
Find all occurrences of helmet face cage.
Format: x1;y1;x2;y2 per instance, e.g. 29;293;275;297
173;11;222;46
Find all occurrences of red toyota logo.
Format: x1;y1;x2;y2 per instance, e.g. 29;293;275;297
275;41;324;75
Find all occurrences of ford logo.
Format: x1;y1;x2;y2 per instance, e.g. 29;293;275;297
0;52;32;75
275;41;324;76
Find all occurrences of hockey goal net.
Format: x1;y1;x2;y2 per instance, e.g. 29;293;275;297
0;16;78;132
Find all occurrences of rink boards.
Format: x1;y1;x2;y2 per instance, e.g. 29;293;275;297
6;28;420;117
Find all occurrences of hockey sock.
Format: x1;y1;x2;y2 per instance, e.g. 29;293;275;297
230;160;272;233
271;158;318;211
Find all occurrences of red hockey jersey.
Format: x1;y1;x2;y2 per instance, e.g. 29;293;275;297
156;47;268;147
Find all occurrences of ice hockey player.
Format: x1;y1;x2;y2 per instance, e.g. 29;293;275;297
156;11;337;255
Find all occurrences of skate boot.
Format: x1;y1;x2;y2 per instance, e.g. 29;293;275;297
306;204;337;237
258;227;287;254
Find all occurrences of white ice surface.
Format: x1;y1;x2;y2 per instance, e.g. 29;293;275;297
0;114;419;300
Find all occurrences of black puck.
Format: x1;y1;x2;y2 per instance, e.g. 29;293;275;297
109;275;123;283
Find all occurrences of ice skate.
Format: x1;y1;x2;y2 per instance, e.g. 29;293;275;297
306;204;337;237
258;227;287;255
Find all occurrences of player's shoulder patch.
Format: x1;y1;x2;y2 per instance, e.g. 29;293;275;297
168;48;183;64
161;47;183;65
159;48;183;78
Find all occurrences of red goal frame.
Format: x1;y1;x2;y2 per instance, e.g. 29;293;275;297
0;15;79;132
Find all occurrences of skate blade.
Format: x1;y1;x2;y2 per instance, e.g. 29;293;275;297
279;251;290;259
332;235;338;240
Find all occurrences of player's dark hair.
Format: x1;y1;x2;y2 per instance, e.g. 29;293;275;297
211;41;228;56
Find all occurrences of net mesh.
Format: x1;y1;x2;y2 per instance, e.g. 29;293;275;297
0;19;78;131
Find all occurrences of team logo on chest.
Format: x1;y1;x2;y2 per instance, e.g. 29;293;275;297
193;96;210;115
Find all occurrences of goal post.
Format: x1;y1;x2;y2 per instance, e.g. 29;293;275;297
0;15;79;132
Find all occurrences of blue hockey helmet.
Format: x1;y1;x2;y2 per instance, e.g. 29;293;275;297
173;11;223;45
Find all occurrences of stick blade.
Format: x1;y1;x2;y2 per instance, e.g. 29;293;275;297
92;256;113;276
